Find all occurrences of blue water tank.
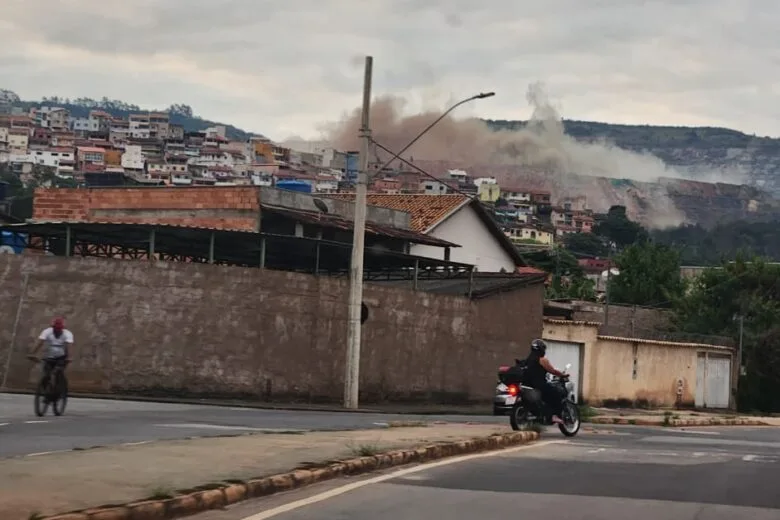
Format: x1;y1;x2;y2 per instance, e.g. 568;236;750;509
276;180;312;193
0;231;27;254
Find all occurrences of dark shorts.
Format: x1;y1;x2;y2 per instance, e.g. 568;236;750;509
41;356;68;377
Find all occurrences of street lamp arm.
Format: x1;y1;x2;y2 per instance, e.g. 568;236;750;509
374;92;495;173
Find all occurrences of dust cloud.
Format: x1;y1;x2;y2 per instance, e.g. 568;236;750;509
322;82;747;228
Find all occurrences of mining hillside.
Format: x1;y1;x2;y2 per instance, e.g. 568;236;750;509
413;159;780;229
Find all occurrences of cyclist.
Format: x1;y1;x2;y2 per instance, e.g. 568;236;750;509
29;317;73;386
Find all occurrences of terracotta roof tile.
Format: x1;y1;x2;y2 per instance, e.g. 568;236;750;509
327;193;469;232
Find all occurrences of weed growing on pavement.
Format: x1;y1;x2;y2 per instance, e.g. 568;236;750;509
520;423;544;434
148;486;174;500
578;405;599;420
387;420;428;428
347;440;383;457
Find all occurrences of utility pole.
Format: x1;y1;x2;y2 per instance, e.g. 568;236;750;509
344;56;372;410
738;314;744;376
604;244;613;328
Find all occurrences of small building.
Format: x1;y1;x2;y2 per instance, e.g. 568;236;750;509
542;318;735;409
328;193;525;272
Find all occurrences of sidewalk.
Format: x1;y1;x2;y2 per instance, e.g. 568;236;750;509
586;407;780;427
1;423;510;519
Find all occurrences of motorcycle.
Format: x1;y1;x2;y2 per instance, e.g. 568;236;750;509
495;360;580;437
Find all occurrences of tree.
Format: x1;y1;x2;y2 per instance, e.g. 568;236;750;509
526;247;597;301
593;205;649;249
563;232;608;258
672;256;780;412
608;241;685;307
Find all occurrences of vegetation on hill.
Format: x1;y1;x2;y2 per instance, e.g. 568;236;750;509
3;91;252;141
485;119;777;150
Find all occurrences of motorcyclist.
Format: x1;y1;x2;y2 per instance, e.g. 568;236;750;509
524;339;567;425
29;317;73;385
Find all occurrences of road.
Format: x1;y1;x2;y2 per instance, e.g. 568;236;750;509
0;393;505;457
194;425;780;520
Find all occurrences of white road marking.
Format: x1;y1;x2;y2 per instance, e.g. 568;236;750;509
677;430;721;435
154;423;306;433
121;440;152;446
240;439;565;520
24;420;49;424
373;422;389;427
0;422;9;427
26;450;68;457
587;448;606;454
743;454;757;461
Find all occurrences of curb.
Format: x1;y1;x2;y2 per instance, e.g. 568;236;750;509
590;417;769;427
41;430;539;520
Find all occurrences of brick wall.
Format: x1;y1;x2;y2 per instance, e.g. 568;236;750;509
32;187;261;231
0;255;544;403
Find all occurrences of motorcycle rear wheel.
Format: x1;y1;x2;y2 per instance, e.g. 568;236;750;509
509;403;529;431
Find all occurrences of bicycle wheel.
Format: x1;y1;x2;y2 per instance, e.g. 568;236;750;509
34;378;50;417
52;372;68;416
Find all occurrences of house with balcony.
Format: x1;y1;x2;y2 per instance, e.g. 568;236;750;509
76;146;106;172
31;107;70;131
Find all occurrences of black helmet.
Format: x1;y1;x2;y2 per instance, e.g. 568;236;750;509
531;339;547;355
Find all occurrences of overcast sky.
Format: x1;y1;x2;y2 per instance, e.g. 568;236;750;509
2;0;779;141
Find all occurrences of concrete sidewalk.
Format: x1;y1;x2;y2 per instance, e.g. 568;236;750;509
586;407;780;427
0;422;509;519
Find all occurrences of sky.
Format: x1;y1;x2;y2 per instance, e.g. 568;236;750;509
2;0;780;142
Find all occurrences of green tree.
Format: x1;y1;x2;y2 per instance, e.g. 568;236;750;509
593;205;649;249
609;241;685;307
563;232;608;257
672;256;780;412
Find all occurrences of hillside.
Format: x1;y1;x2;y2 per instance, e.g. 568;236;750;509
1;90;253;141
486;119;780;196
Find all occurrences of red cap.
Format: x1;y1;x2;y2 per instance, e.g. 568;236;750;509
52;317;65;330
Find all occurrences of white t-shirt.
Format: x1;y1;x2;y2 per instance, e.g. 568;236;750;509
38;327;74;359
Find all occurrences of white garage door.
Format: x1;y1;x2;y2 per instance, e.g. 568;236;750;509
696;354;731;409
543;340;582;403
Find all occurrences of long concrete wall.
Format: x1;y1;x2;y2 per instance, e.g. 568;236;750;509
0;255;543;403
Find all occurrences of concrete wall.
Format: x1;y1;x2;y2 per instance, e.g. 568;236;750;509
543;319;733;407
0;255;544;403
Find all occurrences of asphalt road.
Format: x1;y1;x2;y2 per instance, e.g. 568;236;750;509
195;425;780;520
0;393;506;457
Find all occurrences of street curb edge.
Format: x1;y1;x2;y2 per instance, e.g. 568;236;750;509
41;430;540;520
589;417;769;427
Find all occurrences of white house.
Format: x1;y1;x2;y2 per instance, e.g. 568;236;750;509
327;193;524;273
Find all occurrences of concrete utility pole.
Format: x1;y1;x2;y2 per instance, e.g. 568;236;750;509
344;56;373;410
342;56;494;410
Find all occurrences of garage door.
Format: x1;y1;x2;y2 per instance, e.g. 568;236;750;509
695;353;732;409
543;340;582;403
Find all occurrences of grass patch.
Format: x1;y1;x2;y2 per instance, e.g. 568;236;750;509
520;423;544;433
386;420;428;428
28;513;44;520
147;486;175;500
347;441;383;457
578;405;599;420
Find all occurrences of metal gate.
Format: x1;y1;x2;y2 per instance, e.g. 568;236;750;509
543;340;582;403
695;353;731;408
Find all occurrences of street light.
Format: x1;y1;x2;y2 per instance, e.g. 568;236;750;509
343;55;495;409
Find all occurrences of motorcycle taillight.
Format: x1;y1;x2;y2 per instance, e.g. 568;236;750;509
507;384;519;396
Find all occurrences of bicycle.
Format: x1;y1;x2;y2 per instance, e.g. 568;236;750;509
27;355;70;417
